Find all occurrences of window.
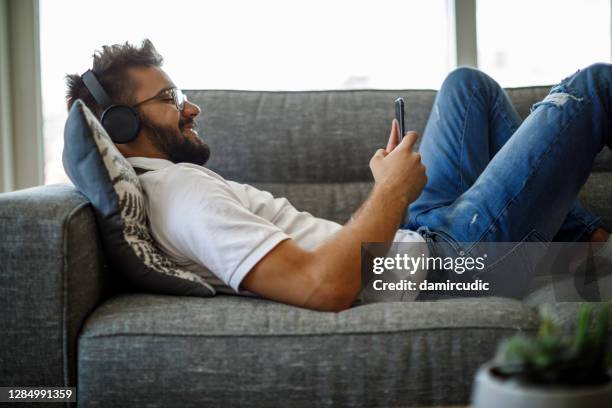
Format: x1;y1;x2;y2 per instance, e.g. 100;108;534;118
39;1;612;185
40;0;452;184
477;0;611;87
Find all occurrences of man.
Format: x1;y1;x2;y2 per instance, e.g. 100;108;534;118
66;40;611;311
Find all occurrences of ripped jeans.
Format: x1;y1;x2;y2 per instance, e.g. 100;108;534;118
404;63;611;298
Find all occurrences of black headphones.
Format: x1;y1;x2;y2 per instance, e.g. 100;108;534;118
81;69;141;144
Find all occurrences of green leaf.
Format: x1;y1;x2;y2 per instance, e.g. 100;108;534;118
574;304;593;352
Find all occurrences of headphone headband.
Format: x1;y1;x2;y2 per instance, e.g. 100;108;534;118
81;69;113;110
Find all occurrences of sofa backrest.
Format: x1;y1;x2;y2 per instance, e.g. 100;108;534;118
186;88;612;227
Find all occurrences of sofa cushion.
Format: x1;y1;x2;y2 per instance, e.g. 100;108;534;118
187;89;437;184
61;100;215;297
78;294;539;407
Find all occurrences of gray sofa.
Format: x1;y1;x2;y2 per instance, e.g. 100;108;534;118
1;84;611;407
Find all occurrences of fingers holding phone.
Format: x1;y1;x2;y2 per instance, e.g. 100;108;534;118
386;119;401;153
388;97;418;153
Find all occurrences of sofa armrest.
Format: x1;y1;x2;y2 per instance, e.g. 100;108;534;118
0;184;111;389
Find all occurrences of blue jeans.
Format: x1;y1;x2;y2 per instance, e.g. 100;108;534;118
403;64;611;296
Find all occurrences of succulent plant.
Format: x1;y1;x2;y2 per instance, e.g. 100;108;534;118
491;303;611;386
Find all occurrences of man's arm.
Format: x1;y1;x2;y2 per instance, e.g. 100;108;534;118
241;121;427;312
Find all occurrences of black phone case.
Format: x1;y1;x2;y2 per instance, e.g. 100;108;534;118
394;97;406;141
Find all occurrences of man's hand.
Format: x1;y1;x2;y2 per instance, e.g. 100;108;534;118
370;119;427;204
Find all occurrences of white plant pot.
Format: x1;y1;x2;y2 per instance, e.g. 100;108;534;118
472;363;612;408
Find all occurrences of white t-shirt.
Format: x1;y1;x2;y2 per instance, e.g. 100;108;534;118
127;157;428;298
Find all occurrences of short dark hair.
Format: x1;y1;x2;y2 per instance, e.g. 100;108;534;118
65;39;163;116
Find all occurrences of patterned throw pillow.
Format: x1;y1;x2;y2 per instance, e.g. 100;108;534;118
62;100;215;296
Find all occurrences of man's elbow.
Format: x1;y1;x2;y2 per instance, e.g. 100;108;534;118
304;278;359;312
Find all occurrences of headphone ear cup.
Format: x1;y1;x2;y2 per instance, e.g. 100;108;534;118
101;105;141;144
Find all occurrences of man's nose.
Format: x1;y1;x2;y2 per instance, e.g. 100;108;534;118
182;100;201;118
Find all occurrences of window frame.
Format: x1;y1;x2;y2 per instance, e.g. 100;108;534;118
0;0;43;192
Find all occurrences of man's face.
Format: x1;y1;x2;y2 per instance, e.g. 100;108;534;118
128;66;210;165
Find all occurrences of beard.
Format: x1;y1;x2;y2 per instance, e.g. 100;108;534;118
140;115;211;166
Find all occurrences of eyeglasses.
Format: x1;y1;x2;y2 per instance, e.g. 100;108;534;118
133;87;187;111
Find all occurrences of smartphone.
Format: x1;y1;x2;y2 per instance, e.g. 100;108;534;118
394;97;406;142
